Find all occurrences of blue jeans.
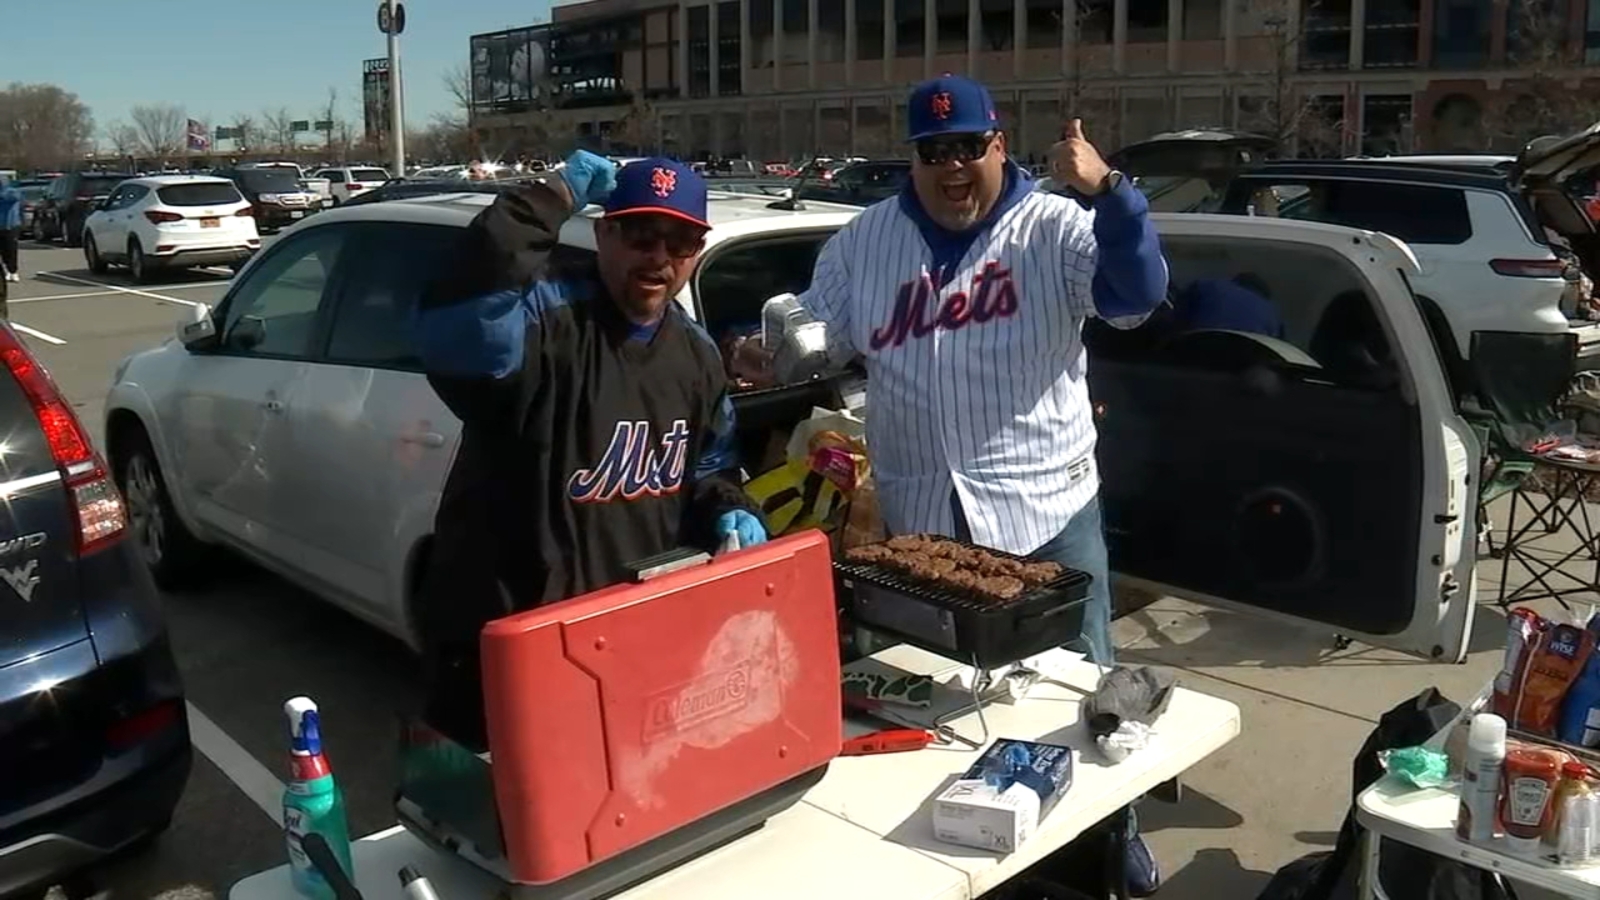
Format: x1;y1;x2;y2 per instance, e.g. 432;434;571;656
948;492;1116;665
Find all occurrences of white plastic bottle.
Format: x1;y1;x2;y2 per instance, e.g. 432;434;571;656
1457;713;1508;843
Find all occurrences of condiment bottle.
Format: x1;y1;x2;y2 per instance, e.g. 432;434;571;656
1457;713;1508;842
1501;744;1565;854
1558;784;1600;867
1546;761;1597;851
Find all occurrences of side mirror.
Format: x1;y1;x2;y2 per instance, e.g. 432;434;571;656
177;302;218;349
230;315;267;351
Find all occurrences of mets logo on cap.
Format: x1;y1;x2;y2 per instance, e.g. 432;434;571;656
931;91;954;120
650;166;677;199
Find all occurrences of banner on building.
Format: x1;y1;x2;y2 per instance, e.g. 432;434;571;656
469;26;549;115
363;57;392;144
186;119;210;152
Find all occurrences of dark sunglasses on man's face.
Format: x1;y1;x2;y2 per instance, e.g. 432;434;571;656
915;131;996;166
614;217;706;259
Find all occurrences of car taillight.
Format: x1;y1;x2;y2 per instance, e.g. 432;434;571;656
144;210;183;225
236;206;255;217
107;698;183;752
1490;258;1566;278
345;183;362;191
0;327;127;555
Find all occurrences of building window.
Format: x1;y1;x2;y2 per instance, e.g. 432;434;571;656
819;0;847;61
1433;0;1491;69
1508;0;1574;66
1126;0;1167;43
1024;0;1061;49
783;0;809;41
1301;0;1352;69
1365;0;1419;67
689;5;711;98
896;0;925;57
936;0;966;54
1080;0;1114;44
979;0;1013;50
857;0;886;60
718;0;742;93
1360;94;1412;155
751;0;775;67
1183;0;1221;41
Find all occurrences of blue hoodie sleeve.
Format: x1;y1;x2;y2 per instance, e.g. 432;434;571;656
1086;177;1169;326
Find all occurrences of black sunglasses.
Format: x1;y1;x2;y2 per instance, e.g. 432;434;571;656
612;216;706;259
914;131;997;166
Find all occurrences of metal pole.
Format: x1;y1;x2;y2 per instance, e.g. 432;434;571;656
387;0;406;176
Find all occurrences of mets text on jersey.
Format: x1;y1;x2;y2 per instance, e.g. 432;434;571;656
568;420;693;503
869;261;1019;351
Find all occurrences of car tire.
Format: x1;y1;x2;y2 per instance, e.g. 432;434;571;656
112;427;212;588
35;214;52;243
127;239;151;284
84;231;108;274
63;213;82;248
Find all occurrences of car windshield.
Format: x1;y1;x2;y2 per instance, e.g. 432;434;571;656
79;175;130;195
240;170;302;191
350;168;389;182
19;186;46;201
158;182;244;207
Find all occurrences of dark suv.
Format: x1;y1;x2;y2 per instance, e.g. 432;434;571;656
0;322;190;896
34;173;134;248
212;165;323;231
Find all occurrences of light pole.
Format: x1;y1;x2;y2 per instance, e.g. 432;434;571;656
383;0;407;175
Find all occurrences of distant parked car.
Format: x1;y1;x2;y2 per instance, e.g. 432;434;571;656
212;166;322;232
311;166;391;205
16;184;49;237
33;172;135;247
0;318;191;898
82;175;260;283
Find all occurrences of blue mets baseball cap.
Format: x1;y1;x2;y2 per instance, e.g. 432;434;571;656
906;75;1000;142
602;157;709;229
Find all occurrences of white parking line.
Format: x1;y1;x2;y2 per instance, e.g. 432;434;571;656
186;701;285;825
11;324;67;345
35;271;208;308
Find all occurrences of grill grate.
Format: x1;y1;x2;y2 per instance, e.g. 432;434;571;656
834;536;1090;613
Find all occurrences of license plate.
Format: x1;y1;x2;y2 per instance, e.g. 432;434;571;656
200;217;220;228
290;211;304;219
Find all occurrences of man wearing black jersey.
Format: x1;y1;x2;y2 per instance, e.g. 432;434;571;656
414;150;767;747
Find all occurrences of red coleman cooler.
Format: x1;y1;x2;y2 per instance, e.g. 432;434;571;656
395;530;842;899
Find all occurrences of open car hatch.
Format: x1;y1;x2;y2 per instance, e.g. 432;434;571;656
1511;121;1600;188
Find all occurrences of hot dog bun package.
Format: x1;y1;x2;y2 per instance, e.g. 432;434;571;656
744;409;883;545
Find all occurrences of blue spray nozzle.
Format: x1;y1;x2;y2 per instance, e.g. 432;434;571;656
285;697;324;756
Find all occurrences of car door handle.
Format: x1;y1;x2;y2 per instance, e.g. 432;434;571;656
400;432;445;448
261;399;285;413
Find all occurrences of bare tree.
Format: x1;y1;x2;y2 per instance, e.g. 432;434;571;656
130;103;186;160
105;120;139;158
613;95;662;155
0;82;96;170
229;115;256;155
1477;0;1598;151
260;107;298;155
444;63;473;116
1234;0;1344;157
1054;2;1122;149
319;87;340;149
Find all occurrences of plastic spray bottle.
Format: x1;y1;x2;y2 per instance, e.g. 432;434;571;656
283;696;354;900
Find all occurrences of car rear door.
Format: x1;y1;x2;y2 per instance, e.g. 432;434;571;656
91;185;135;253
1090;214;1479;662
275;221;460;625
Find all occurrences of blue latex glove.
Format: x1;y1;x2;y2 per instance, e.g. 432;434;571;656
559;149;618;208
716;510;768;550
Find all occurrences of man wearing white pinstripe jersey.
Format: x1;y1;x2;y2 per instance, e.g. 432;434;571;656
795;76;1169;893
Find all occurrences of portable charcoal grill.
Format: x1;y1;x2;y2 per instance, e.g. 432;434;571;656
835;538;1092;671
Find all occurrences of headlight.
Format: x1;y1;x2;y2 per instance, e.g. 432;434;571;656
258;193;280;203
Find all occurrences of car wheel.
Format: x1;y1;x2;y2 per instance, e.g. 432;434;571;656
35;214;52;243
128;239;150;284
63;213;82;248
84;231;108;274
114;429;212;588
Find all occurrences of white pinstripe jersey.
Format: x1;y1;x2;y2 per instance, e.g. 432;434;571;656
799;190;1114;556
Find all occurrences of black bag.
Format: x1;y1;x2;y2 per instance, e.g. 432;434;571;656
1255;688;1515;900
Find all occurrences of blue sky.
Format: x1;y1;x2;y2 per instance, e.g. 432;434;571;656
3;0;561;147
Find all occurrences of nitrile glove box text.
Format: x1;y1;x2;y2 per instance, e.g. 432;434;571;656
931;738;1074;853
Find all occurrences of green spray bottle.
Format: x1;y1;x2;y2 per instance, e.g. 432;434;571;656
283;696;353;900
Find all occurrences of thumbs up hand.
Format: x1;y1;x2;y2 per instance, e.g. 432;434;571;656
1050;118;1113;196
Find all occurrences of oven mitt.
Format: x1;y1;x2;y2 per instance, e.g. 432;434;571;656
1082;666;1177;739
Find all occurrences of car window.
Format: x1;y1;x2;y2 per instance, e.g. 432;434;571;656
349;168;389;182
694;234;829;345
101;186;131;210
220;227;347;358
122;185;150;206
158;182;244;207
1244;179;1472;245
323;223;458;369
1085;235;1403;392
316;170;341;180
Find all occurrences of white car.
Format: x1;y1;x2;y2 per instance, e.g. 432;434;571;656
312;166;391;205
82;175;260;283
104;192;1481;668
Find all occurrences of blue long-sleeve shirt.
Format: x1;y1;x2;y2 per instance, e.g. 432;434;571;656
1078;175;1168;324
0;184;22;230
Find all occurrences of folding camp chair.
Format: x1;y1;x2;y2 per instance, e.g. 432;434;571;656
1468;331;1597;609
